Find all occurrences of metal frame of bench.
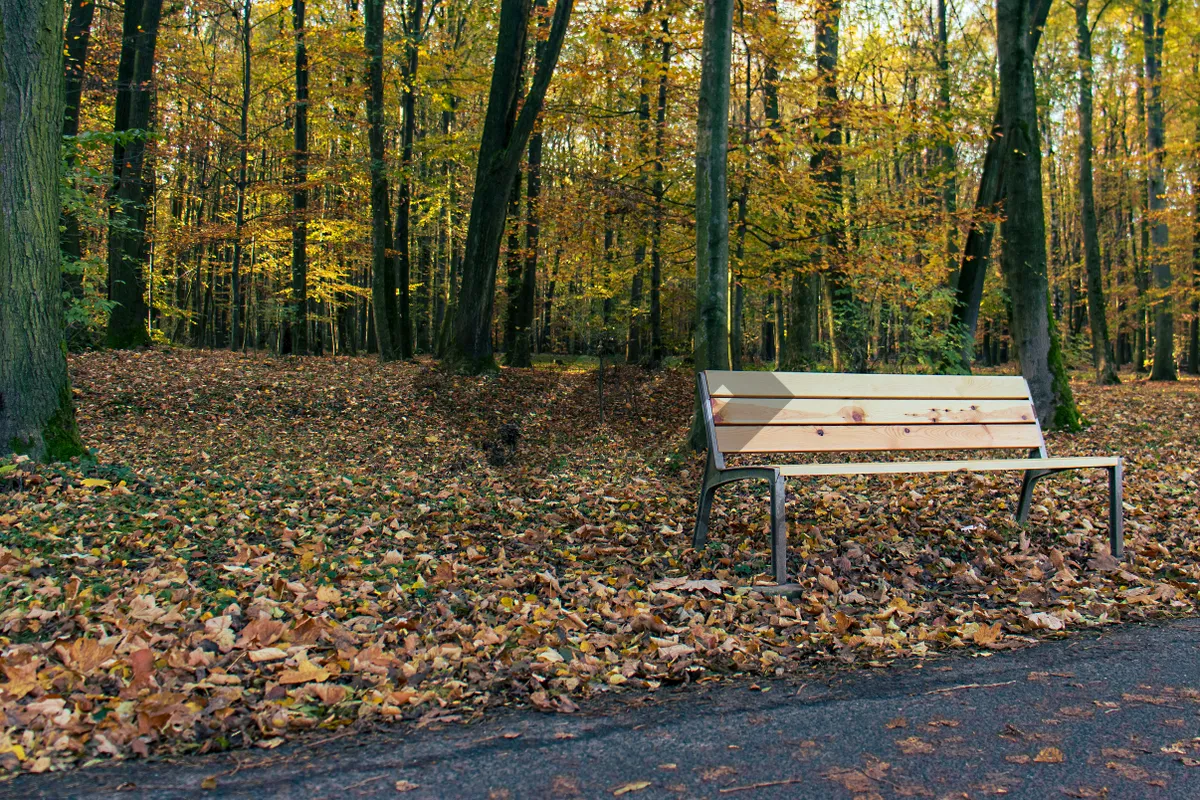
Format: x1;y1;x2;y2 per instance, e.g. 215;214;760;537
693;370;1124;585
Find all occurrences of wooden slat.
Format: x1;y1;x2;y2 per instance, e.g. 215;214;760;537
775;456;1119;477
711;397;1036;426
715;423;1044;453
705;370;1031;400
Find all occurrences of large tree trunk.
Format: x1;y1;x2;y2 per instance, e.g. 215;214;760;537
0;0;85;460
106;0;163;348
996;0;1079;428
60;0;96;306
948;0;1051;369
688;0;735;450
1144;0;1175;380
449;0;574;373
365;0;401;361
1076;0;1119;384
283;0;309;355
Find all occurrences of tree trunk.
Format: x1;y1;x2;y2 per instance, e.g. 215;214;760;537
1076;0;1119;384
936;0;958;278
648;11;670;369
996;0;1079;429
60;0;96;304
392;0;424;361
106;0;163;348
0;0;85;460
949;0;1051;369
1191;59;1200;374
283;0;309;355
229;0;251;350
510;127;541;368
1144;0;1175;380
365;0;401;361
449;0;574;373
689;0;735;450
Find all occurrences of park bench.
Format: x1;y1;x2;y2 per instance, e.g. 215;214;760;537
694;370;1124;585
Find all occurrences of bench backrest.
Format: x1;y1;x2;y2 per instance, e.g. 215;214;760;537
700;370;1046;465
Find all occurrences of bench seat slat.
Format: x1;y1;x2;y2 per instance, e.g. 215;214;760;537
775;456;1119;477
705;370;1031;400
711;397;1036;426
716;423;1045;453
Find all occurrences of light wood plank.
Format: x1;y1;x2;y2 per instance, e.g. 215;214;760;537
775;457;1119;477
715;423;1044;453
705;370;1031;400
711;397;1036;426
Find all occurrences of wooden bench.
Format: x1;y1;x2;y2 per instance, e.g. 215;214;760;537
694;370;1124;585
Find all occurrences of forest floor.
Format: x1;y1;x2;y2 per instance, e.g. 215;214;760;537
1;349;1198;777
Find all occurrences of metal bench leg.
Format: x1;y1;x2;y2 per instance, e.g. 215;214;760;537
1015;470;1047;525
769;471;787;584
1109;461;1124;557
694;480;717;549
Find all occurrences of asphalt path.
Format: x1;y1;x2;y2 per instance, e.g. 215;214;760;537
8;617;1200;799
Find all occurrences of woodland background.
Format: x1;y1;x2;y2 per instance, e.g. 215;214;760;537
59;0;1200;379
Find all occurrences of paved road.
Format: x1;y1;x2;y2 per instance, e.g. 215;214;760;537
8;618;1200;799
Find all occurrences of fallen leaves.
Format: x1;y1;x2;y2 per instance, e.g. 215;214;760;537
612;780;651;795
1;351;1198;774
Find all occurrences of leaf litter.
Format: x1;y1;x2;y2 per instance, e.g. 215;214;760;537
0;350;1198;774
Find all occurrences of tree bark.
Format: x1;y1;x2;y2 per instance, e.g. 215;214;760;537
392;0;425;361
283;0;309;355
648;12;670;368
689;0;735;450
996;0;1079;428
811;0;861;371
936;0;958;278
60;0;96;304
948;0;1051;369
229;0;251;350
509;127;541;368
106;0;163;348
449;0;574;373
365;0;401;361
1075;0;1119;384
0;0;85;460
1191;58;1200;374
1144;0;1175;380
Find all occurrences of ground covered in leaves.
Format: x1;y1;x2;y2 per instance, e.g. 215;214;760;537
2;349;1198;776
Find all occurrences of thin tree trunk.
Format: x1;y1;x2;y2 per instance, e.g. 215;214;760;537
392;0;424;361
61;0;96;305
228;0;252;350
365;0;400;360
510;126;541;368
1;0;85;460
1144;0;1175;380
689;0;735;450
284;0;309;355
1075;0;1118;384
936;0;958;278
648;11;670;368
1191;58;1200;374
106;0;163;348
